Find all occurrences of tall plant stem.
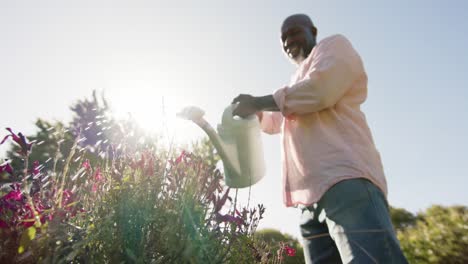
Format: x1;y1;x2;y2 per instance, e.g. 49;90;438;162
57;137;78;208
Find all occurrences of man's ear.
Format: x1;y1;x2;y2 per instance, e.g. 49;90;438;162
311;26;318;37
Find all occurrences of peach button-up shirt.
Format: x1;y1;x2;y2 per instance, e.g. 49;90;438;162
260;34;387;207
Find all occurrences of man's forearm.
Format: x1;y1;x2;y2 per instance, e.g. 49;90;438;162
255;95;280;112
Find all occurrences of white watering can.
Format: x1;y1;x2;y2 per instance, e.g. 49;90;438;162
177;105;265;188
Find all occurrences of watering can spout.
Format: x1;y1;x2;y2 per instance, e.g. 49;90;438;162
176;106;240;176
177;105;265;188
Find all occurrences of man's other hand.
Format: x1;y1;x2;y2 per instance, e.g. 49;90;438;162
231;94;259;118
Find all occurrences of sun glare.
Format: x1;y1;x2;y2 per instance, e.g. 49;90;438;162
107;86;205;146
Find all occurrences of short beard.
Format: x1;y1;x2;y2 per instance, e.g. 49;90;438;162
289;48;307;66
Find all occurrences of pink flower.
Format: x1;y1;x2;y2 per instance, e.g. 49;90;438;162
47;189;80;220
30;160;40;176
0;128;33;156
91;168;104;193
2;189;23;201
0;184;56;228
142;151;155;176
0;161;13;175
21;204;36;228
235;209;242;217
62;189;74;207
0;219;8;228
94;167;103;181
82;159;92;171
175;150;188;165
1;184;22;211
129;154;145;170
284;246;296;257
0;187;38;228
213;188;231;213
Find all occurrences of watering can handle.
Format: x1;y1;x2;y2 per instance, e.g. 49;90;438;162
222;104;235;124
223;103;258;125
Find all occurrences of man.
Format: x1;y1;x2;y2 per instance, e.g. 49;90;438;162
232;14;408;263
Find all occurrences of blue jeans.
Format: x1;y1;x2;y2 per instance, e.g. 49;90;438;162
300;178;408;263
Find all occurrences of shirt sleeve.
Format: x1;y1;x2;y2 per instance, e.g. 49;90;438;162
273;35;364;116
258;111;283;134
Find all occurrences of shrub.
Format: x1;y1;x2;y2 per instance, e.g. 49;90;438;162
0;122;300;263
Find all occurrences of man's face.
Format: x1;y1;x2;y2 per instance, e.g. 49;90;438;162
281;18;317;65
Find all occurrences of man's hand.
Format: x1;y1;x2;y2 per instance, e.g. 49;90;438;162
231;94;259;118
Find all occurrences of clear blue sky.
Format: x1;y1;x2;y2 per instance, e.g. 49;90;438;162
1;0;467;238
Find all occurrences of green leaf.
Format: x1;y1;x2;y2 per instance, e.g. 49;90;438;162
18;226;37;254
125;248;137;262
66;247;82;262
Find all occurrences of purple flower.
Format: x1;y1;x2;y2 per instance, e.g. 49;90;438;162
214;188;231;213
215;212;244;226
0;128;33;156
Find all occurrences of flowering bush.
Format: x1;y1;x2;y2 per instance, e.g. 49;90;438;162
0;122;298;263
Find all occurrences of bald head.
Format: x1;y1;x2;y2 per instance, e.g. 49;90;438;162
281;14;316;35
280;14;317;65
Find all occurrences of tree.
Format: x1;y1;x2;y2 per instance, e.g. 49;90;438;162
395;205;468;263
390;206;418;231
3;119;75;182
